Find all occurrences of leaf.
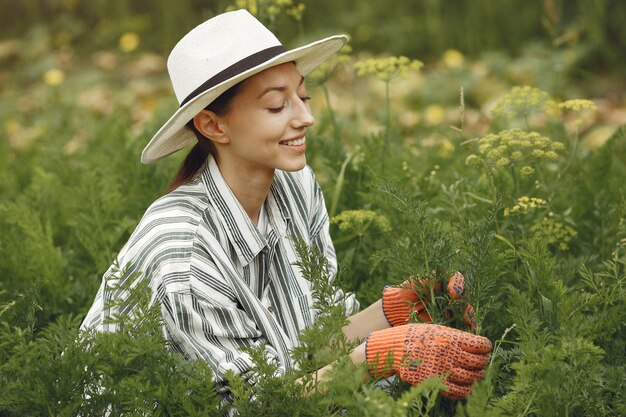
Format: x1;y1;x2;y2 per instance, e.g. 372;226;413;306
494;233;516;250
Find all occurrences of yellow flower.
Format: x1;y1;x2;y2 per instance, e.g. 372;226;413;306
43;68;65;86
492;86;557;120
424;105;445;125
544;150;559;160
286;3;305;21
331;210;391;234
505;196;546;215
354;56;423;82
465;154;482;167
487;149;501;159
551;142;565;151
558;99;597;112
473;128;563;175
530;218;577;251
496;157;511;167
438;138;455;157
442;49;464;69
119;32;140;53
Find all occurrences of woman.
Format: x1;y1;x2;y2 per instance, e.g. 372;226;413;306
81;9;491;401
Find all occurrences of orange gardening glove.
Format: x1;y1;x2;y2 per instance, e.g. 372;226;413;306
382;272;476;329
365;323;492;400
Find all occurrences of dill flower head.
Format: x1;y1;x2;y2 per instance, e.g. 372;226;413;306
465;154;482;167
331;210;391;234
504;196;547;217
530;218;577;251
226;0;305;22
354;56;423;82
491;86;557;120
520;166;535;176
558;99;597;113
496;157;511;167
475;128;564;172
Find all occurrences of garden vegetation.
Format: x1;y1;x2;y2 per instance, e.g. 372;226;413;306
0;1;624;415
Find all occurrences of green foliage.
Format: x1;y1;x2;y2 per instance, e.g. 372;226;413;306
0;281;223;416
1;3;626;416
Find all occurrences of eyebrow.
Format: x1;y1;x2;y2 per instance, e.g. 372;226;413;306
256;76;305;99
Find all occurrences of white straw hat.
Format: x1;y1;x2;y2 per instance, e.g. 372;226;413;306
141;9;348;164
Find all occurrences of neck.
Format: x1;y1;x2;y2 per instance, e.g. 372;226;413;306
214;156;274;225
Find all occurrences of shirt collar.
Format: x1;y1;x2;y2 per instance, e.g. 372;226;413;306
201;155;289;266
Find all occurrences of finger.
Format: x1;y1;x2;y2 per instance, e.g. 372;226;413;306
455;349;490;370
441;380;471;400
457;333;492;354
447;271;465;300
464;304;477;330
447;367;484;385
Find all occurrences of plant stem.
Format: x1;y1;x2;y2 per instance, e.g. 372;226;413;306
322;84;339;140
329;153;354;217
557;122;580;181
382;80;391;172
510;165;518;195
385;80;391;141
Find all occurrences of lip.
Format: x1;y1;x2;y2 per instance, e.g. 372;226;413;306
279;134;307;153
280;133;306;143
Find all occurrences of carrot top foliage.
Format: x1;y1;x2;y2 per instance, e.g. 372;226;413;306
1;2;625;416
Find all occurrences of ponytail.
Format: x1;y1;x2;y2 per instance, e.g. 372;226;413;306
166;136;214;193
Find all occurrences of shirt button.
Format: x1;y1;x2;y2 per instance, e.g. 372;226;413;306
267;305;274;313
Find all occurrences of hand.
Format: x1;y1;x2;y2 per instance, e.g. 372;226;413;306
382;272;476;329
365;323;492;400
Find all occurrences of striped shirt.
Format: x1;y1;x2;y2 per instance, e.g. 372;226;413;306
81;155;359;390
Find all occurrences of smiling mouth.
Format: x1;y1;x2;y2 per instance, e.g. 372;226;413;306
280;137;306;146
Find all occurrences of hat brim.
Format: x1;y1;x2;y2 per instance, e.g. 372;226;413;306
140;34;348;164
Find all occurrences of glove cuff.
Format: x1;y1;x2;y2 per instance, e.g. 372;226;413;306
365;325;408;377
382;285;425;327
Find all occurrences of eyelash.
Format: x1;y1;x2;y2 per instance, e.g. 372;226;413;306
268;96;311;113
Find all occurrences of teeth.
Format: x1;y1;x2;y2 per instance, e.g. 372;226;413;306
282;137;306;146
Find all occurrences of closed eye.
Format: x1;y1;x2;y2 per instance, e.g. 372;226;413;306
268;103;287;113
267;95;311;113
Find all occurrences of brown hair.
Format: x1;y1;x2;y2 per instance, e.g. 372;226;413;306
167;82;243;193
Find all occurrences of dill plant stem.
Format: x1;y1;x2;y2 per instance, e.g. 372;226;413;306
510;165;519;195
385;80;391;140
382;80;391;171
459;86;465;132
558;122;580;181
322;83;339;140
329;152;353;217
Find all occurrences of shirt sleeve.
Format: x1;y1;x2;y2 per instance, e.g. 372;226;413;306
306;167;360;317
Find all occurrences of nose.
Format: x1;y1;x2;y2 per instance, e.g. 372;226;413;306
292;98;315;129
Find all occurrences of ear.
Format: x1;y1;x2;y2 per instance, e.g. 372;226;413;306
193;110;229;144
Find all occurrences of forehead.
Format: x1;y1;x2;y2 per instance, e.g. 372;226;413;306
240;62;303;93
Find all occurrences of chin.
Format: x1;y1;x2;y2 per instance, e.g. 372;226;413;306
279;157;307;172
